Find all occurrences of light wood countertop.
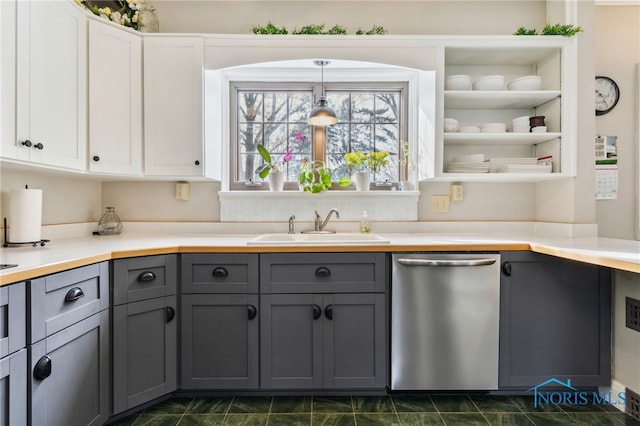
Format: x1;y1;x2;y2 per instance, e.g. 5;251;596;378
1;233;639;286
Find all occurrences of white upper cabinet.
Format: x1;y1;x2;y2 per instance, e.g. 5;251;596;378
0;0;17;161
88;21;142;176
434;37;577;182
15;0;87;171
144;37;205;178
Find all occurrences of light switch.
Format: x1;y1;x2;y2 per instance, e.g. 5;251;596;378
431;195;450;213
450;184;464;201
175;182;190;201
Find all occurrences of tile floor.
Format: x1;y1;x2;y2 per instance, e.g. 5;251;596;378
109;394;640;426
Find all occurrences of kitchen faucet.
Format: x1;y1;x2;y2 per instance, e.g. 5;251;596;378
314;209;340;232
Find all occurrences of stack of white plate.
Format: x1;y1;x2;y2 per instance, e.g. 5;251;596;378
458;125;480;133
511;116;530;133
444;118;459;132
480;122;507;133
496;164;552;173
447;154;489;173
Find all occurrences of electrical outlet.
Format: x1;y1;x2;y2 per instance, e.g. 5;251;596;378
431;195;450;213
450;184;464;201
175;182;190;201
626;387;640;420
626;297;640;332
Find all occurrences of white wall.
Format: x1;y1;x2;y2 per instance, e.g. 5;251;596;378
595;6;640;240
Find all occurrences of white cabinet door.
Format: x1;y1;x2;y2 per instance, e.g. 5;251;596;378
144;37;204;177
15;0;87;171
0;0;20;161
88;20;142;176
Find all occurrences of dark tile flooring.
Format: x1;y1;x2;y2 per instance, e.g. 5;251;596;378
110;394;640;426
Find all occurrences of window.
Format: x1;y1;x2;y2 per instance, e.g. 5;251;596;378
230;82;407;190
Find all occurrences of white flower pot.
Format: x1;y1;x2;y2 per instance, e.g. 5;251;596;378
268;171;285;191
353;171;371;191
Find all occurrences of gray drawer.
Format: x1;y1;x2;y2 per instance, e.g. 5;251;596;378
0;282;26;358
182;254;259;294
112;255;177;305
29;262;109;344
260;253;387;294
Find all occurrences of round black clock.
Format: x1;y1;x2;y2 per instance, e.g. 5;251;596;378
595;76;620;116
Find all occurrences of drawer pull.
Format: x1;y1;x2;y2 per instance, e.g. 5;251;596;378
212;267;228;277
34;355;52;380
248;304;257;320
502;261;512;277
166;306;176;323
313;304;322;320
64;287;85;302
137;271;157;282
325;304;333;320
315;267;331;277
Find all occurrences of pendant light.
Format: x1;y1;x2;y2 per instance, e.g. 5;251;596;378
307;60;338;126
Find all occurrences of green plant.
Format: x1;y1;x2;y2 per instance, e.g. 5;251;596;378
298;159;350;193
356;25;387;35
344;151;368;174
292;24;326;35
366;151;390;174
542;23;583;37
514;26;538;35
251;21;288;34
255;144;292;179
327;24;348;35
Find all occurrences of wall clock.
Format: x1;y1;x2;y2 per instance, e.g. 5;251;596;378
595;76;620;116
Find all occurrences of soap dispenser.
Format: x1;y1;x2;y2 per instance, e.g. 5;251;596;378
360;211;371;233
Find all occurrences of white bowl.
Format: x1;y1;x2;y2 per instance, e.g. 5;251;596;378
512;116;530;123
444;124;458;133
445;75;471;90
444;117;459;124
472;75;505;91
531;126;547;133
512;125;531;133
508;75;542;91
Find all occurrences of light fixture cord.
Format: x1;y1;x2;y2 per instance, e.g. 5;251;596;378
321;62;325;97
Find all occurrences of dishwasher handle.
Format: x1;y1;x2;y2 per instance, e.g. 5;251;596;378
397;258;497;267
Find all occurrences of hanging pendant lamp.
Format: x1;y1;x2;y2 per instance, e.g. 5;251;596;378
307;60;338;126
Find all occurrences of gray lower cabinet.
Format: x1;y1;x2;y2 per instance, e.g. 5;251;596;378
260;293;386;390
112;255;178;415
1;281;27;426
499;251;612;389
181;293;259;389
113;296;177;414
30;309;110;426
28;262;110;426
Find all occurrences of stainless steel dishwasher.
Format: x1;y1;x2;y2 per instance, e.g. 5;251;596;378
391;253;501;391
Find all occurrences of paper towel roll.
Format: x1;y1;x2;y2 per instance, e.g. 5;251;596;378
9;188;43;243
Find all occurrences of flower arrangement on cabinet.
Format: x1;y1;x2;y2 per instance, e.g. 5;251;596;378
255;144;292;179
74;0;154;31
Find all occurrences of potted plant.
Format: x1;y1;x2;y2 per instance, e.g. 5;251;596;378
255;144;292;191
298;159;350;193
344;151;371;191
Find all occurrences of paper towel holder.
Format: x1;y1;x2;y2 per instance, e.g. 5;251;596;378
2;217;50;248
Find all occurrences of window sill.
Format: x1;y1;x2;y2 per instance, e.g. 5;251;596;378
219;190;419;222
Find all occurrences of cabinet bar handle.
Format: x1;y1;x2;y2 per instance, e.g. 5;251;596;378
325;304;333;320
315;267;331;277
313;304;322;320
166;306;176;323
64;287;85;302
212;267;228;277
247;304;257;320
137;271;156;282
34;356;52;380
397;258;496;267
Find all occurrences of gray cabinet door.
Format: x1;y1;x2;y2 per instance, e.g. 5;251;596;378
499;251;612;389
30;262;109;343
30;310;109;426
0;282;26;358
0;349;27;426
323;293;387;389
112;255;178;305
113;296;177;414
181;293;259;389
260;294;324;389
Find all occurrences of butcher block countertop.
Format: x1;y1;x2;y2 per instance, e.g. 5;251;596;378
1;232;639;286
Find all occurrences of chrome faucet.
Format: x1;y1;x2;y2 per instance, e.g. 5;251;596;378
314;209;340;232
288;215;296;234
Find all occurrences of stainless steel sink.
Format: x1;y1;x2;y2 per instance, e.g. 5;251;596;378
247;233;390;245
